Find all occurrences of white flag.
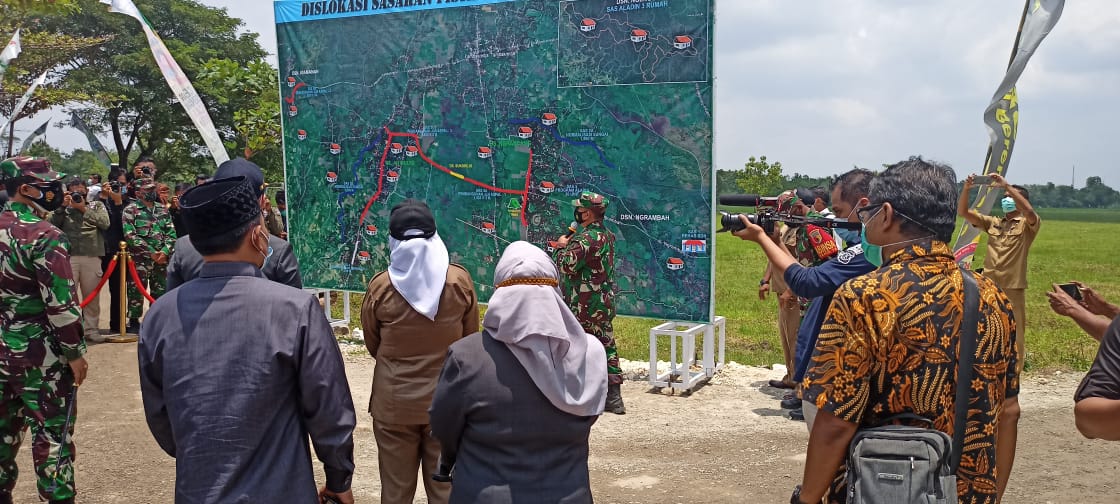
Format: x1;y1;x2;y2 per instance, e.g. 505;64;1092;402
1;70;48;135
0;29;21;90
100;0;230;166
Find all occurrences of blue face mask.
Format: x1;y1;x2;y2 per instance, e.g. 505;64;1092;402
1001;197;1017;214
261;245;274;269
837;225;860;247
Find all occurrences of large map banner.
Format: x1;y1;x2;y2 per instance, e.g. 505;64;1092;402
276;0;715;322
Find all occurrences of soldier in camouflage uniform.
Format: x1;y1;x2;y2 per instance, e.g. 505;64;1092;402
121;178;176;331
0;157;89;504
553;191;624;414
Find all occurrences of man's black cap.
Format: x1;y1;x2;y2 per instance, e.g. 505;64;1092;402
213;158;265;197
179;176;262;241
389;199;436;241
794;188;816;206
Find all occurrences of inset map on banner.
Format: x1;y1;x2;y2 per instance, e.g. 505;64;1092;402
276;0;715;321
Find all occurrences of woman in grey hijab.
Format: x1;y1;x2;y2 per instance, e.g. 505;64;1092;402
429;241;607;504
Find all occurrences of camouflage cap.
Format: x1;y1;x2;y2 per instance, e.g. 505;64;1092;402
0;156;62;182
572;190;608;209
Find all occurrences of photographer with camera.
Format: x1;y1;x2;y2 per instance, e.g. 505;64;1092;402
98;169;129;333
122;178;176;333
1048;283;1120;440
49;179;110;343
732;170;875;424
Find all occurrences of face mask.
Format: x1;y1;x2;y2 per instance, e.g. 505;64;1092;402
859;207;935;267
573;208;583;223
835;220;860;247
142;191;160;203
25;182;64;213
255;228;273;268
1001;197;1017;214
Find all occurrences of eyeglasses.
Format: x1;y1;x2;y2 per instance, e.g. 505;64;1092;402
856;202;885;222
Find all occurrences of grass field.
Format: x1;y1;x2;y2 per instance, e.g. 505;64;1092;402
335;208;1120;373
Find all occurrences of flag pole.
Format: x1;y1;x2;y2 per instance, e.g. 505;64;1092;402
978;0;1031;177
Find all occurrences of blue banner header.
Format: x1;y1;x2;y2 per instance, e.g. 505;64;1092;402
274;0;514;24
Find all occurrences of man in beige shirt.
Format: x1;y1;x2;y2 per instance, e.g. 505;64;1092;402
360;199;479;504
762;223;799;391
959;172;1040;374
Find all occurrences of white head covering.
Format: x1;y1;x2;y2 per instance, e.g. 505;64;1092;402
388;230;450;320
484;241;607;417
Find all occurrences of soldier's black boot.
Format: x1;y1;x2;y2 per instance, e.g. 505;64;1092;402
606;383;626;415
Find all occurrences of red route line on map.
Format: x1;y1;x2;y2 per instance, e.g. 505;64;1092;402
285;82;306;104
358;127;532;229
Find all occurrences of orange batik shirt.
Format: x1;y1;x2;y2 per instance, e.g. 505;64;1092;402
803;241;1019;504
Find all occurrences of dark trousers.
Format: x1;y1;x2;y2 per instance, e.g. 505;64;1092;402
103;254;124;331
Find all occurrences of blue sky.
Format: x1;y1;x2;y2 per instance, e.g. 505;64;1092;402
27;0;1120;188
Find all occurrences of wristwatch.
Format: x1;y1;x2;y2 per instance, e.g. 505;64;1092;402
760;279;770;286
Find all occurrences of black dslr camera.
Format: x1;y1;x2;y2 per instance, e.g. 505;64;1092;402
70;192;84;204
717;194;782;234
717;193;862;235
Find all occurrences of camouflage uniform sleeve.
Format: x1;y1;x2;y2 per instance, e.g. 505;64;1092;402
33;230;86;360
158;210;177;256
48;210;66;227
122;204;142;255
553;232;591;276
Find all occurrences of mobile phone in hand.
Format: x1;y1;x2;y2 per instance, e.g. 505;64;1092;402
972;175;993;185
1058;282;1083;301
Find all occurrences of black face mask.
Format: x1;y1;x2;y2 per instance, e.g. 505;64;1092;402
142;191;160;203
26;181;64;213
573;208;584;223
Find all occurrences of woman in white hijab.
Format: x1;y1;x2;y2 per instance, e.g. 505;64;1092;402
429;241;607;504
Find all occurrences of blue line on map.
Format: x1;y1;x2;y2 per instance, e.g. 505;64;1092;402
508;118;616;170
336;132;384;242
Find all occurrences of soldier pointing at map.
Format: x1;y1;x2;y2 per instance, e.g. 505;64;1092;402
554;190;624;414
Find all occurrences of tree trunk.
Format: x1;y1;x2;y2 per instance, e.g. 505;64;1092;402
6;120;14;158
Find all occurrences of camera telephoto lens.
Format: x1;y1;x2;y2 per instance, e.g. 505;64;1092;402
70;192;83;204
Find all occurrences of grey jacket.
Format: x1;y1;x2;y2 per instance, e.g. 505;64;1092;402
49;201;109;257
166;235;302;290
430;332;597;504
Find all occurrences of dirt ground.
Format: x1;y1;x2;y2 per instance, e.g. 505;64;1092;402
9;336;1120;504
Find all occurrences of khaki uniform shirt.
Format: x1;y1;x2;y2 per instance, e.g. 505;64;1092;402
360;264;479;425
979;214;1040;290
49;201;109;257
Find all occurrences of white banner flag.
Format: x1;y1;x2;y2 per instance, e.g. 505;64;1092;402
0;29;21;90
100;0;230;166
1;70;48;135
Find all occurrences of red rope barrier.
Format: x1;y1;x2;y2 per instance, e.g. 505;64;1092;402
126;258;157;304
78;257;118;308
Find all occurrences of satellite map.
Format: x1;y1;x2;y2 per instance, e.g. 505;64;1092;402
276;0;714;322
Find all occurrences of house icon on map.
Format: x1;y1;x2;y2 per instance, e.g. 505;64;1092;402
297;130;307;140
539;181;555;194
478;146;493;159
287;76;296;88
405;145;418;157
365;225;378;236
667;257;685;270
674;35;693;49
387;171;399;182
326;171;337;183
390;143;403;154
682;239;707;254
517;126;533;139
288;106;298;117
357;251;371;264
541;113;557;126
631;29;648;43
330;143;341;155
481;222;495;234
580;19;595;32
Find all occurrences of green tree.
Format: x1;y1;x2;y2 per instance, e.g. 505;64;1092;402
735;156;783;195
196;58;282;180
50;0;265;178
